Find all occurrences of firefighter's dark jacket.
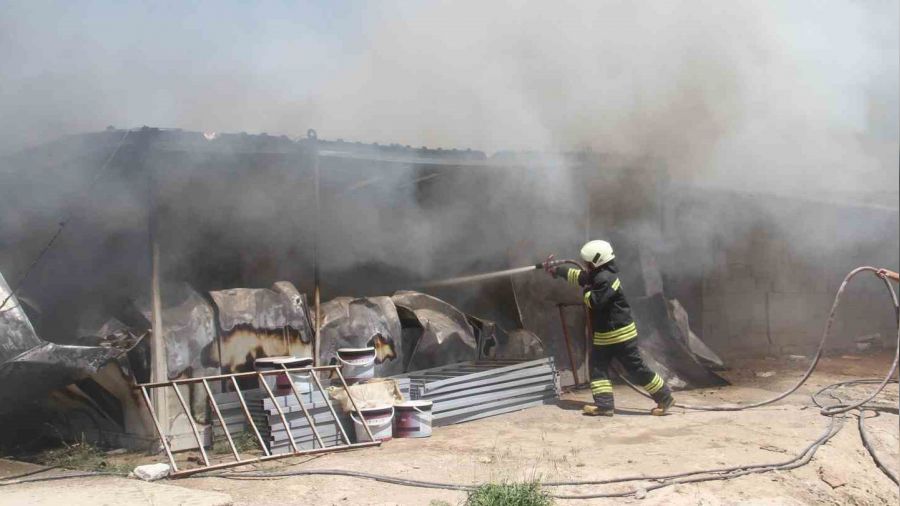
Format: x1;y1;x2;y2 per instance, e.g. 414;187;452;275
554;261;637;345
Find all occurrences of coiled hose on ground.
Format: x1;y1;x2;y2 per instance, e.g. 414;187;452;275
2;267;897;499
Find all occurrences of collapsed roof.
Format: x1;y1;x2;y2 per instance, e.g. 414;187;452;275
0;127;728;447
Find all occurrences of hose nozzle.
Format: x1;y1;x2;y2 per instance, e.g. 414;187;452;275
537;255;583;273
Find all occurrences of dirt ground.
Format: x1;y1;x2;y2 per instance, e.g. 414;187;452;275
0;459;232;506
2;353;898;505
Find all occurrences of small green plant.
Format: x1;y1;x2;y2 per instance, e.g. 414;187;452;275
429;501;453;506
212;431;259;454
33;436;130;474
465;482;553;506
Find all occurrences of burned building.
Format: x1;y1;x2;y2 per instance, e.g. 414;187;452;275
0;127;894;449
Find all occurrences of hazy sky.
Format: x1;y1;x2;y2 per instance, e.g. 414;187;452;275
0;1;376;152
2;1;897;204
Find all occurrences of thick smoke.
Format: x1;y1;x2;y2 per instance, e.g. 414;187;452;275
0;1;897;342
2;2;896;195
309;1;898;204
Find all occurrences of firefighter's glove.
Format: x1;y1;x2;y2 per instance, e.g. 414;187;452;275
541;255;559;277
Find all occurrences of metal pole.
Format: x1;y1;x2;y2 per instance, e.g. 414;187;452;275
146;136;170;435
258;372;301;454
171;384;210;466
169;441;380;478
138;364;342;388
202;379;240;462
308;371;353;445
280;364;326;448
229;376;271;456
334;368;376;443
139;386;178;472
308;129;322;366
557;304;581;387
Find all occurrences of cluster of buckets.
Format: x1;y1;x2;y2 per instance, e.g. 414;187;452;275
351;400;433;441
253;346;432;443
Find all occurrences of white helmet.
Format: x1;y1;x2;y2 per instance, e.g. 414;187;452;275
580;240;615;268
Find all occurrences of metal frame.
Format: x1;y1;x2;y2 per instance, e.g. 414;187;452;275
137;364;380;478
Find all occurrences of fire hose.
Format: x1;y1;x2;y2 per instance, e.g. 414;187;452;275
615;266;898;414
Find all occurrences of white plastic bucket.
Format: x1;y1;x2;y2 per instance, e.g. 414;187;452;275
254;356;314;393
254;356;291;392
336;347;376;384
273;356;314;393
351;405;394;442
393;400;433;438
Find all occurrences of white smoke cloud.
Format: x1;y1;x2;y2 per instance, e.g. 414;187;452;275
3;2;896;205
309;1;897;204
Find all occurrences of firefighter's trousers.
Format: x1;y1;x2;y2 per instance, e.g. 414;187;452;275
589;338;672;410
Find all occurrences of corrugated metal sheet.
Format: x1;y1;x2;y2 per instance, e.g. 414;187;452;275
392;358;559;427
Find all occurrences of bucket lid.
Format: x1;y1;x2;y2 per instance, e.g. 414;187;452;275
359;404;394;415
254;356;294;367
395;400;433;410
272;356;313;366
337;346;375;355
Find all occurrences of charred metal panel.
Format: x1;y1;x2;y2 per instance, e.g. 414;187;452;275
138;284;215;379
628;293;728;389
485;328;546;360
392;291;478;371
0;273;142;418
0;273;42;363
45;358;156;449
210;281;314;374
318;296;403;376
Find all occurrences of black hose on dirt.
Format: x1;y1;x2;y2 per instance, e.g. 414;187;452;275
194;414;846;500
618;266;899;412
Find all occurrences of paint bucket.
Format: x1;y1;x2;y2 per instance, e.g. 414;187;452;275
351;405;395;442
272;356;314;393
254;356;291;392
336;347;376;384
393;400;433;438
254;356;313;392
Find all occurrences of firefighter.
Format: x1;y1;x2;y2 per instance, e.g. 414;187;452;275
546;240;674;416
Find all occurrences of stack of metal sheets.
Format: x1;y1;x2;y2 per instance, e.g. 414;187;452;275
391;358;559;427
211;388;347;454
211;377;413;451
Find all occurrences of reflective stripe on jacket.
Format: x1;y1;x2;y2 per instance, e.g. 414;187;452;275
555;261;635;345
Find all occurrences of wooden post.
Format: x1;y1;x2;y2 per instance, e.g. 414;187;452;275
308;129;322;365
145;131;169;433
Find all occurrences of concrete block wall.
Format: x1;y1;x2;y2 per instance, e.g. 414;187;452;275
584;168;897;360
690;194;898;358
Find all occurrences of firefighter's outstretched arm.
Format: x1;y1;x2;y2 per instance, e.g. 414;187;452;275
552;265;591;287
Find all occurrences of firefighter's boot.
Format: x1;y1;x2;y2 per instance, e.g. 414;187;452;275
650;396;674;416
582;405;614;417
